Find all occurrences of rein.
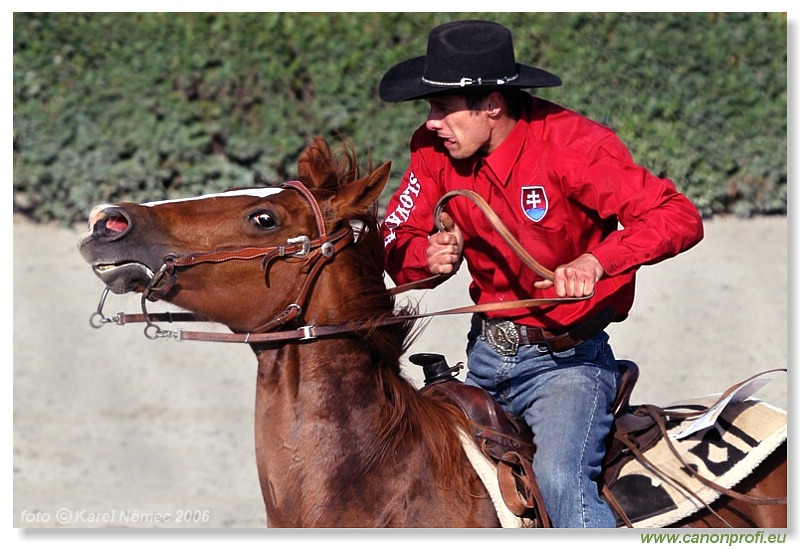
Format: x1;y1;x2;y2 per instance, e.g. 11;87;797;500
90;182;588;344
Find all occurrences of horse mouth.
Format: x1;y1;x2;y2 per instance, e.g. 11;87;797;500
92;261;155;294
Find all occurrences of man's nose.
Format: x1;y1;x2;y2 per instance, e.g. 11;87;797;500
425;109;443;131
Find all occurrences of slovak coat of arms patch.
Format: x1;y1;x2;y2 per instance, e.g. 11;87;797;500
521;186;548;222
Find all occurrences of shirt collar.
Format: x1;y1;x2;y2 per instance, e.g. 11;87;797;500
482;114;528;187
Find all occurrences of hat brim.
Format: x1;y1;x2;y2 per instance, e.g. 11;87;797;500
378;55;562;103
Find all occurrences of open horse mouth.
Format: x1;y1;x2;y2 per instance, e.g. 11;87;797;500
91;262;155;294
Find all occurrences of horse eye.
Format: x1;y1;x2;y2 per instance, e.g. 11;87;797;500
249;211;277;230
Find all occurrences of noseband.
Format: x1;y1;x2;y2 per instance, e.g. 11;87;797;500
131;180;354;337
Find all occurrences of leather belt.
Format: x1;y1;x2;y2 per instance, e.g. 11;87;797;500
478;307;616;355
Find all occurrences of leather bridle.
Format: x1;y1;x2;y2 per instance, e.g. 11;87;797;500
92;180;355;343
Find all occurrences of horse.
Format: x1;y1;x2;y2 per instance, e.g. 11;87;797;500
79;137;786;528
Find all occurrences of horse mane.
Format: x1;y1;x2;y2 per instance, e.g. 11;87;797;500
298;141;473;487
346;217;473;488
297;145;417;371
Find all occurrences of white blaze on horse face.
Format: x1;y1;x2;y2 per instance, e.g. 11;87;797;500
141;187;285;207
83;189;286;238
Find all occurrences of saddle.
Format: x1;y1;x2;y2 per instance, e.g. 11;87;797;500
413;354;653;527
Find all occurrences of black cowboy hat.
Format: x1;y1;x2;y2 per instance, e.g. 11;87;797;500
379;20;562;103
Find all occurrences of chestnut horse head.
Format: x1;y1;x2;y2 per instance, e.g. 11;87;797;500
79;137;500;527
81;138;396;338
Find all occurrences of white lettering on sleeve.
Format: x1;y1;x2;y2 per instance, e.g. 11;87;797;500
383;171;423;247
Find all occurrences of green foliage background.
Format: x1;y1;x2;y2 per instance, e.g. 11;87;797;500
13;12;787;225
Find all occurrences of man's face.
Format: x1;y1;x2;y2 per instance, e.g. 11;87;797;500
425;95;492;160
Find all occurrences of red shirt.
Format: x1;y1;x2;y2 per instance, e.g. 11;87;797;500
381;95;704;331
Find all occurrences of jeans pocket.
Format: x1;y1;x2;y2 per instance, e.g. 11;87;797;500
553;339;593;360
550;332;609;364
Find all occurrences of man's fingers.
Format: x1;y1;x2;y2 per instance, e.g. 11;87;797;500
534;254;603;297
438;212;456;232
556;270;595;297
427;212;463;276
431;261;457;275
429;231;456;247
533;274;593;297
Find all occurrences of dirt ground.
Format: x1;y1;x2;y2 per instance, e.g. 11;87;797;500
11;214;790;531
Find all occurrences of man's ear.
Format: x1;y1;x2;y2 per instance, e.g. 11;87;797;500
484;91;504;117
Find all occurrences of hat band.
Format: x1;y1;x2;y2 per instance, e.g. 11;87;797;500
421;73;519;88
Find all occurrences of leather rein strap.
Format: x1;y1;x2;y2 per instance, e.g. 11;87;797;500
435;188;555;281
91;183;589;343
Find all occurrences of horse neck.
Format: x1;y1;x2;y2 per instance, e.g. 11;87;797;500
252;336;406;524
251;245;417;525
254;241;405;427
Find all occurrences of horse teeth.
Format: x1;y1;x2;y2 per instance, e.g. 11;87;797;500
94;263;155;279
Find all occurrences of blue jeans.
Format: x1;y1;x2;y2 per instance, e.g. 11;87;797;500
465;316;620;528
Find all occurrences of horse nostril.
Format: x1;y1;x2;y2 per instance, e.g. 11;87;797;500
88;206;131;239
103;214;129;234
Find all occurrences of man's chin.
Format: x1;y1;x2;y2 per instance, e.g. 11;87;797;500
443;142;483;161
445;146;468;160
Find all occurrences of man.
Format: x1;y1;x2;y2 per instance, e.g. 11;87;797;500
378;20;704;528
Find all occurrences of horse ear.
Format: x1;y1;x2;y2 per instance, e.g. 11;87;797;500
328;161;392;219
297;136;335;188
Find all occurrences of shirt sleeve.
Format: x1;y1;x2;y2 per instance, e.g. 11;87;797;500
381;130;443;287
572;135;705;277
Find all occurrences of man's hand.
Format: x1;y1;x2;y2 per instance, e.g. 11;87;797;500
533;253;604;297
426;212;463;276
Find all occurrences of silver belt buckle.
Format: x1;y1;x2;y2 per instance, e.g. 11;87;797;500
484;319;519;356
